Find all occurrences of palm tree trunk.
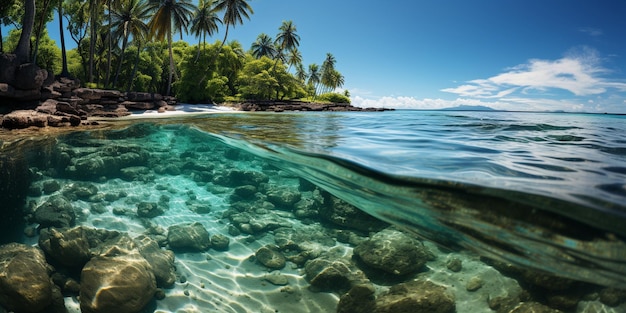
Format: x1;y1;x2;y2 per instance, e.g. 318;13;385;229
59;0;70;77
112;35;128;88
105;0;112;87
166;31;173;96
15;0;35;63
88;0;96;83
33;0;52;65
126;42;142;93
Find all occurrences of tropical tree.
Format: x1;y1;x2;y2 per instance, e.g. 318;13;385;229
274;20;299;58
214;0;253;50
145;0;196;95
65;0;90;79
14;0;35;62
0;0;17;52
250;33;276;59
295;62;307;83
190;0;221;62
57;0;70;77
110;0;150;88
320;52;336;94
286;47;301;72
307;63;320;97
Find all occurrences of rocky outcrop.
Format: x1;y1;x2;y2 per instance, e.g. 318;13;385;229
229;100;392;112
167;222;211;251
373;280;455;313
0;53;176;129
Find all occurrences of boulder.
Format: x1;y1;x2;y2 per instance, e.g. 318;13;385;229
210;234;230;251
136;202;165;218
126;92;162;102
14;63;48;90
121;101;155;110
337;284;377;313
304;256;368;292
0;54;18;84
319;193;388;232
39;227;91;268
74;88;122;100
134;235;176;288
1;110;50;129
255;245;287;269
354;228;431;276
34;195;76;228
80;249;156;313
374;280;455;313
167;222;210;251
0;243;53;312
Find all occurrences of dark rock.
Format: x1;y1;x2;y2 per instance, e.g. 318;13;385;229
0;243;53;312
374;280;455;313
266;188;302;209
233;185;257;199
304;256;368;292
0;53;18;84
34;195;76;228
210;234;230;251
167;222;211;251
216;169;269;187
126;92;162;102
74;88;122;100
319;193;388;232
42;179;61;194
15;63;48;90
255;245;287;269
137;202;165;218
599;288;626;307
520;270;575;291
337;284;376;313
134;235;176;288
39;226;91;268
63;182;99;200
121;101;155;110
80;249;156;313
354;229;430;276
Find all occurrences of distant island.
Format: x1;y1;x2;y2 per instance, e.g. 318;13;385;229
439;105;500;111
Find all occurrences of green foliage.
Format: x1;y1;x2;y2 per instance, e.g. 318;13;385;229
318;92;351;104
4;28;61;73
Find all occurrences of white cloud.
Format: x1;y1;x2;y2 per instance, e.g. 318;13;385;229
442;50;626;98
579;27;603;37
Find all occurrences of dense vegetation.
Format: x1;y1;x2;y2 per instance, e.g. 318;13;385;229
0;0;348;103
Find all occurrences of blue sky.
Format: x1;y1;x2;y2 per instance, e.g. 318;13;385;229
43;0;626;112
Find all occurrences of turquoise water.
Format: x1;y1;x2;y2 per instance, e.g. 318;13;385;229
1;110;625;312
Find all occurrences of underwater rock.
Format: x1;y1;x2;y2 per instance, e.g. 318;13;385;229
62;182;99;201
80;249;156;313
233;185;257;200
263;272;289;286
215;169;269;188
34;195;76;228
167;222;211;251
304;256;368;292
120;166;151;181
210;234;230;251
134;235;176;288
599;287;626;307
353;228;430;276
42;179;61;194
318;193;388;232
337;283;377;313
136;202;165;218
519;269;575;291
446;256;463;272
374;280;455;313
0;243;54;312
255;245;287;269
466;276;484;291
508;302;563;313
39;226;91;268
266;188;302;209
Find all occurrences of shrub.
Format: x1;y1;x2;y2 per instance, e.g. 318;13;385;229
318;92;350;104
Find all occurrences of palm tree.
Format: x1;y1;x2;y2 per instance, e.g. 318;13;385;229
250;33;276;59
111;0;150;88
320;52;336;94
307;63;320;98
286;47;302;72
214;0;253;50
191;0;221;62
295;63;307;83
145;0;196;95
273;20;299;70
58;0;70;77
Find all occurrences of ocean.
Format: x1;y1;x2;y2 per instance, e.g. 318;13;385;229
1;109;625;312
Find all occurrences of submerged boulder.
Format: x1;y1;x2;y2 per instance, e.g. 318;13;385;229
354;228;431;276
134;235;176;288
80;248;156;313
34;195;76;228
255;245;287;270
39;226;91;268
0;243;53;312
374;280;455;313
167;222;211;251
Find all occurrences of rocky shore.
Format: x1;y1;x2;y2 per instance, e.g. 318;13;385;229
226;100;393;112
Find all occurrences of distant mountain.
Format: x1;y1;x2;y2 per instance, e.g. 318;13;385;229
439;105;498;111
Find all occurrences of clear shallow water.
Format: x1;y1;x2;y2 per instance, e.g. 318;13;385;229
1;109;626;312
